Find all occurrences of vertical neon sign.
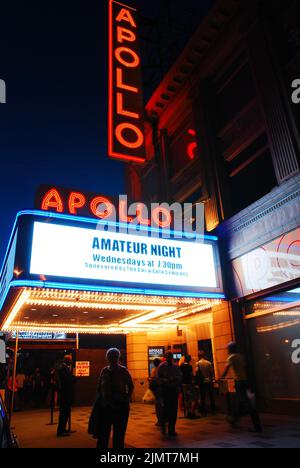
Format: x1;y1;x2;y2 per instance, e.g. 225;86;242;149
108;0;146;163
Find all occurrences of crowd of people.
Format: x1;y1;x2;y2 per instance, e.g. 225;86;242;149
149;350;216;436
6;367;58;412
86;342;262;448
5;342;262;448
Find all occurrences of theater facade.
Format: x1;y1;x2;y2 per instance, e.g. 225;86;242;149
1;0;299;414
0;205;231;402
125;0;300;413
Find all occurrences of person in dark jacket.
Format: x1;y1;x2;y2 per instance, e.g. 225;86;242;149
89;348;134;449
56;354;76;437
158;351;182;437
180;354;198;419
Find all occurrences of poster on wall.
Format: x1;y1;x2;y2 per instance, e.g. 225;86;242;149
75;361;90;377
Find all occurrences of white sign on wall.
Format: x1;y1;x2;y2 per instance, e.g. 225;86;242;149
232;227;300;297
30;222;218;290
11;332;67;341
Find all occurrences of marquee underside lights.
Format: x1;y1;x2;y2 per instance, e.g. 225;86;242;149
108;0;146;163
0;287;222;334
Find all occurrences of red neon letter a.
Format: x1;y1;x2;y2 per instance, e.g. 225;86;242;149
41;188;64;213
116;8;136;28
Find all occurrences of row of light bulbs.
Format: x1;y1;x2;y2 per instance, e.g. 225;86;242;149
29;288;205;305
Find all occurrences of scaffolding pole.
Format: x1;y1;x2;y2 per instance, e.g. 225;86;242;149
9;330;18;427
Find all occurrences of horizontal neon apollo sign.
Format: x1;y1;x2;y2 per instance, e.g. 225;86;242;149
37;186;205;237
40;187;171;228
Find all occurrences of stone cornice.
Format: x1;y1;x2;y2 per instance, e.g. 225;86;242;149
217;172;300;260
145;0;244;120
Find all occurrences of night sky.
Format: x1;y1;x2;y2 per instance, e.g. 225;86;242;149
0;0;215;265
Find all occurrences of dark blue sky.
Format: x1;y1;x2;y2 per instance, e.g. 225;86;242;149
0;0;215;265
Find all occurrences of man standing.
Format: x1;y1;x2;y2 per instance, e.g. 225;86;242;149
16;371;26;409
149;358;163;426
220;342;262;432
90;348;134;449
196;350;216;415
158;351;182;437
57;354;75;437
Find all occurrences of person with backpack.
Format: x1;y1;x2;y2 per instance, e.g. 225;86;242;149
157;351;182;437
89;348;134;449
195;350;216;416
56;355;76;437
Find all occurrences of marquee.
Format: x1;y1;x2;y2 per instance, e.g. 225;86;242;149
0;211;224;335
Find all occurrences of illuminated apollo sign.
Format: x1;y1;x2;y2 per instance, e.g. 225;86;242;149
36;185;205;236
37;186;173;228
108;0;146;163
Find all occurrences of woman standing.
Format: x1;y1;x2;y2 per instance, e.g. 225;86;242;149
89;348;134;449
149;358;163;426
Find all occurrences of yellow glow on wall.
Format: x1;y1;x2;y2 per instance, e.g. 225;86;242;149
1;287;223;335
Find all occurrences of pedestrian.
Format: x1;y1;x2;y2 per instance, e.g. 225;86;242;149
89;348;134;449
220;342;262;433
157;351;182;437
27;373;35;407
22;374;31;408
56;355;76;437
7;374;18;412
149;358;163;426
32;368;45;408
180;355;198;419
49;368;58;409
196;350;216;415
16;371;26;409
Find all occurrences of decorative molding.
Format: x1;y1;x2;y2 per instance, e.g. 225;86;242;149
145;0;243;119
232;189;300;233
217;172;300;260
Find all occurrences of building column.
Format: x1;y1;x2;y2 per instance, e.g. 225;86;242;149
212;302;234;380
247;21;299;183
126;333;149;402
185;326;199;365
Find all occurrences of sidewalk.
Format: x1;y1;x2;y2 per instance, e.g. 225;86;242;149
11;403;300;448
